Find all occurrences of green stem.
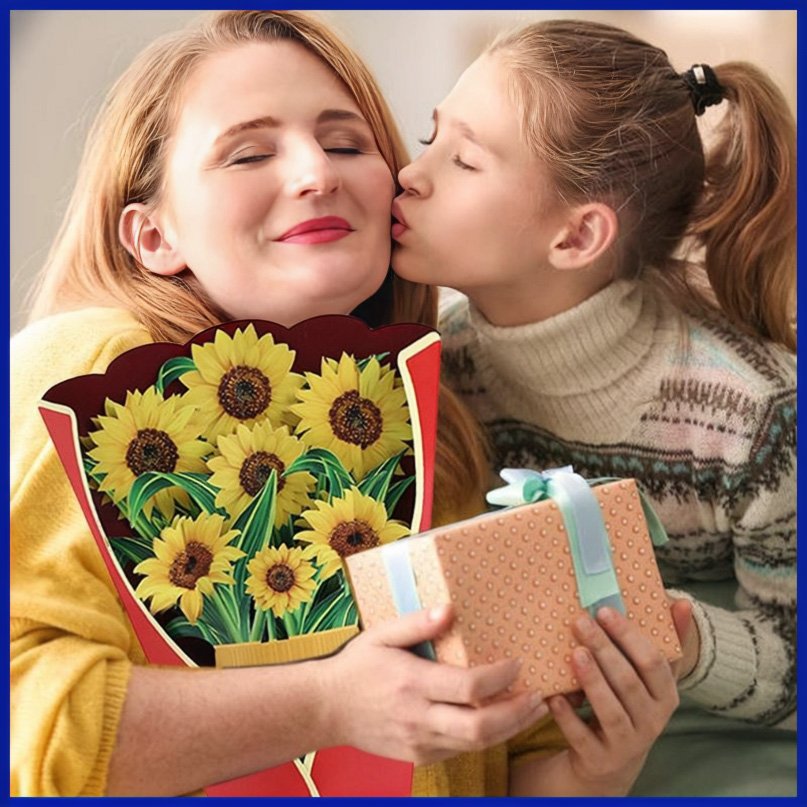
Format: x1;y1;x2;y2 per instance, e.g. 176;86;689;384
249;607;267;643
208;587;245;644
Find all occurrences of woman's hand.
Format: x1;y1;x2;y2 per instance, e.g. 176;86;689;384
315;604;549;765
511;602;691;796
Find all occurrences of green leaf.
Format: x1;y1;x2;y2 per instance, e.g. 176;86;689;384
128;471;224;526
357;451;407;502
384;476;415;517
164;615;208;641
357;352;389;370
155;356;197;395
304;584;352;633
231;471;277;594
286;448;354;498
109;534;155;565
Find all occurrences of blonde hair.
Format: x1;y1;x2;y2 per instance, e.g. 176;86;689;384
27;9;489;519
489;20;796;352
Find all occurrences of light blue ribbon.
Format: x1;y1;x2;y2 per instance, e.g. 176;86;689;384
382;541;436;660
487;466;639;616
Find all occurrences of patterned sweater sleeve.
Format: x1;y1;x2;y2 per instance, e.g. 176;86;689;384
675;390;797;728
10;311;152;795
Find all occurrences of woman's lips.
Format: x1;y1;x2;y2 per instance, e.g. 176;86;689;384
277;216;353;244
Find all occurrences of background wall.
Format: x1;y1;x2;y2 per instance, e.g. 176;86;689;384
10;9;797;334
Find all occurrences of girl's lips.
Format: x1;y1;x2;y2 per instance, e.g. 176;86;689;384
391;222;408;240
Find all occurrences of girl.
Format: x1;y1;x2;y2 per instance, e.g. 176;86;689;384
393;17;796;740
11;11;685;797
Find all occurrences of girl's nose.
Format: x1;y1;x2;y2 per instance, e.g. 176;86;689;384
285;144;340;197
398;154;429;197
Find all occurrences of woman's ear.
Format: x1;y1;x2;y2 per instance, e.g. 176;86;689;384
119;203;186;276
548;203;618;271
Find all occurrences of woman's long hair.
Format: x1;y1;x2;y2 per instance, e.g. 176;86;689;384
27;10;489;521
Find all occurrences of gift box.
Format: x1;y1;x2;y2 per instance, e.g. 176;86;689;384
38;315;443;796
345;472;681;696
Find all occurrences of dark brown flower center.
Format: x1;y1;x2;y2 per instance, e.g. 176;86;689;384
125;428;179;476
239;451;286;496
218;365;272;420
328;390;382;448
266;563;295;593
168;541;213;590
329;519;380;558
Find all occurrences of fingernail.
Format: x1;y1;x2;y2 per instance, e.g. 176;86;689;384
573;647;590;666
530;691;544;709
428;605;447;621
597;606;615;623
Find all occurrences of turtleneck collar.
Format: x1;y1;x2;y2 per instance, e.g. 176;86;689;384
467;279;662;399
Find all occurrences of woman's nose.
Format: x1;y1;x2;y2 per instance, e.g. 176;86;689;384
284;145;340;197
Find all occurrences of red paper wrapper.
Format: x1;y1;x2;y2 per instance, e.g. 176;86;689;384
39;315;442;796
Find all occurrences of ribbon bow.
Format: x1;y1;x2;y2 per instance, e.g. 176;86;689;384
488;466;626;615
486;466;574;507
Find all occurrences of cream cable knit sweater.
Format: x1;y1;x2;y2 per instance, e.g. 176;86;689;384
440;279;796;728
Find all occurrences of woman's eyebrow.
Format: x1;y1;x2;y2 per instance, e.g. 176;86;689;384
213;108;367;147
316;108;367;125
213;115;279;146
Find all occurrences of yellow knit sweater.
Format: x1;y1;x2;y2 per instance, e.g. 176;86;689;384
10;307;565;797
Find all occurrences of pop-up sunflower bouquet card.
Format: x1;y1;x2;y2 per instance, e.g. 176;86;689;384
38;316;441;797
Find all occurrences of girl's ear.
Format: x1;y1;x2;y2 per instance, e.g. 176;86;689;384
119;203;186;276
548;203;618;271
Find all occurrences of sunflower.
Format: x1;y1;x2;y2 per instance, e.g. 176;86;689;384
87;387;209;520
207;421;315;526
295;487;409;579
180;325;303;443
134;513;244;624
245;544;320;617
290;353;412;480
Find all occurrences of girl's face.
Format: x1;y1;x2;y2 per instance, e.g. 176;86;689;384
392;54;568;304
153;41;394;326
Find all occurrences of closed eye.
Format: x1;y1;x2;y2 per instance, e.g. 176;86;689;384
453;155;476;171
325;147;362;154
230;153;272;166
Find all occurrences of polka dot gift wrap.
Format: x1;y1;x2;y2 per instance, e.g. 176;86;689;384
345;479;681;695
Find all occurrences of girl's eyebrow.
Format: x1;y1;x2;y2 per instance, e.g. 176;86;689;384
214;108;368;147
433;108;485;149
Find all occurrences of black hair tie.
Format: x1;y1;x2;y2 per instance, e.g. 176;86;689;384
680;64;725;116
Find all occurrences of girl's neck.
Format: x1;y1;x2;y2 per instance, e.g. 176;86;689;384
467;259;616;327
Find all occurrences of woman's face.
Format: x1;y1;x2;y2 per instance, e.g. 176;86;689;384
154;41;394;326
392;54;566;298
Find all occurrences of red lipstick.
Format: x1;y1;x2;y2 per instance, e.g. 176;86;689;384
277;216;353;245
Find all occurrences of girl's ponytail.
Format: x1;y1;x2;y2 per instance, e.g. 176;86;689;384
690;62;796;351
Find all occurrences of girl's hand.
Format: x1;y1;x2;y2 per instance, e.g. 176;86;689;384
667;594;700;679
316;604;549;765
538;605;687;795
